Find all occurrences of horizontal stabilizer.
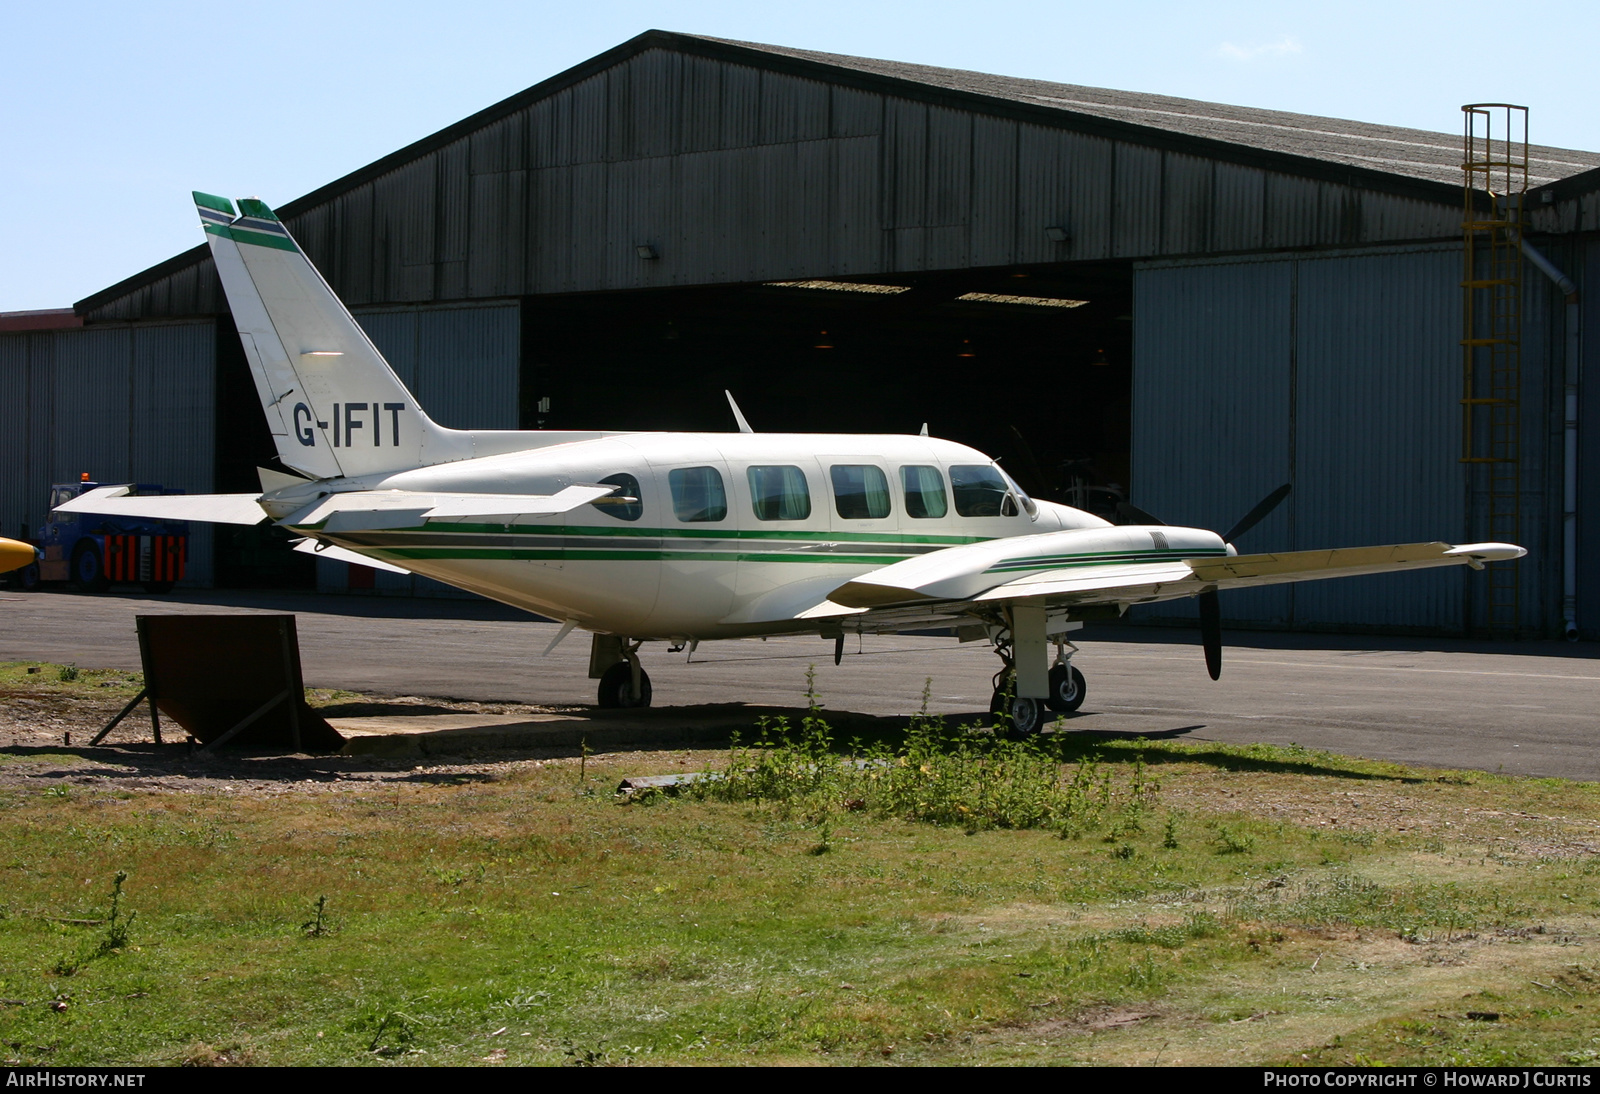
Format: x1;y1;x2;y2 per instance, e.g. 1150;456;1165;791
285;484;619;529
55;486;267;526
420;484;619;521
290;538;411;575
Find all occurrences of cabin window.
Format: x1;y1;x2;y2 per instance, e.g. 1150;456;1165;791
669;466;727;522
950;464;1017;517
830;465;892;519
900;465;948;519
747;465;811;520
590;472;643;522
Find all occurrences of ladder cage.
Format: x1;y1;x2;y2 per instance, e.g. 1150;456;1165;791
1459;104;1527;636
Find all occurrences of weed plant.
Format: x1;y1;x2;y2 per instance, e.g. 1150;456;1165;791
692;673;1155;835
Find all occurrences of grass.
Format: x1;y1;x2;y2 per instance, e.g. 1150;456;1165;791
1;664;1599;1065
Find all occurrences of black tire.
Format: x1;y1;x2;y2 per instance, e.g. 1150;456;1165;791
989;683;1046;737
6;563;39;592
144;581;175;595
597;662;652;709
71;543;109;594
1045;664;1087;713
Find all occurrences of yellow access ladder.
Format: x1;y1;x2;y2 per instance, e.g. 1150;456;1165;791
1460;104;1527;636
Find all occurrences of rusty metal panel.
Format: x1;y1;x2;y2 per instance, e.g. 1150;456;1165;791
53;327;132;486
1161;152;1213;255
130;322;216;585
832;135;882;274
435;141;470;302
830;85;880;138
926;106;971;228
1112;143;1162;258
551;74;606;167
1263;175;1322;249
467;169;528;298
1212;162;1265;252
352;302;518;431
719;62;761;149
25;334;54;536
759;69;829;146
1062;131;1114;261
0;335;30;539
969;115;1017;268
680;53;726;152
882;98;926;231
604;156;672;290
1292;246;1466;630
1579;237;1600;635
1132;259;1295;624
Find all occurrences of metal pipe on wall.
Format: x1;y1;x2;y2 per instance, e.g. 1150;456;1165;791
1518;236;1581;640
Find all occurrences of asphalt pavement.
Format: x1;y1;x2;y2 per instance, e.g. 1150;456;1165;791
1;587;1596;780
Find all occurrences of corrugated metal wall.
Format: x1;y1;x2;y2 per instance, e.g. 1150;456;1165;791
84;48;1464;322
1576;235;1600;639
1131;244;1523;633
0;322;216;584
315;301;520;597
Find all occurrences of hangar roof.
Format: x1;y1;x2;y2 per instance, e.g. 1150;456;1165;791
77;30;1600;317
711;36;1600;189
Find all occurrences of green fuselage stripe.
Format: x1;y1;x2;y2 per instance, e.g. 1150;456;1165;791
986;547;1226;573
382;548;913;565
295;519;985;544
205;224;298;252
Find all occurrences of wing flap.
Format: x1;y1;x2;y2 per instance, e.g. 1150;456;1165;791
290;538;412;575
55;486;267;526
284;483;619;528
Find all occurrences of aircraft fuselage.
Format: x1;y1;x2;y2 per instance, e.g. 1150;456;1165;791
267;432;1110;639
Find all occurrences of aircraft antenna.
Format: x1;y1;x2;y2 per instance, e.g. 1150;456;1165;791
725;391;755;433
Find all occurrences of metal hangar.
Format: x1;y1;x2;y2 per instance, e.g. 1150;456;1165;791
4;31;1599;637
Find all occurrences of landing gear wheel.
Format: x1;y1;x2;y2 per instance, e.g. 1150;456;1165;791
989;684;1047;737
71;543;109;594
597;662;653;709
1045;664;1087;713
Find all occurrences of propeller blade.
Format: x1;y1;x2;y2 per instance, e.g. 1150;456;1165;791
1114;501;1166;527
1222;483;1292;544
1005;425;1050;499
1199;588;1222;680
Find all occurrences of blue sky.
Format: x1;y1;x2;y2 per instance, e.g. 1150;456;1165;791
4;0;1595;311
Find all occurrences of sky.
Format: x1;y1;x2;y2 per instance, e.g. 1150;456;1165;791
4;0;1597;312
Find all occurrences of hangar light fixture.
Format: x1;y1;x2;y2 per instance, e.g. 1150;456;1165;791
1044;226;1070;243
766;280;909;294
955;292;1089;308
636;244;658;259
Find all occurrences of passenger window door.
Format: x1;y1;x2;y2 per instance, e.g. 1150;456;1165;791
668;466;728;522
829;464;892;520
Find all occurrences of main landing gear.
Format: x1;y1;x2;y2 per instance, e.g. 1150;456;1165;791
988;612;1086;737
595;637;652;709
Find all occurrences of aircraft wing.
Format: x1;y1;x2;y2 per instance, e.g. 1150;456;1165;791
802;528;1524;631
54;486;268;525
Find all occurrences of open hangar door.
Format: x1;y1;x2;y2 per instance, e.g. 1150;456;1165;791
522;262;1134;515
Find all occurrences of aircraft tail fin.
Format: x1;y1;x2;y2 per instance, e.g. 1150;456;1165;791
194;192;471;481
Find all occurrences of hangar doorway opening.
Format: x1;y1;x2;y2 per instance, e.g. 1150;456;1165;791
522;262;1133;517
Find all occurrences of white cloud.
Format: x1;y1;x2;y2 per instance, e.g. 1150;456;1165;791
1217;36;1304;61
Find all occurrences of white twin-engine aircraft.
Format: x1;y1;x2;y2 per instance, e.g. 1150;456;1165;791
57;192;1526;733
